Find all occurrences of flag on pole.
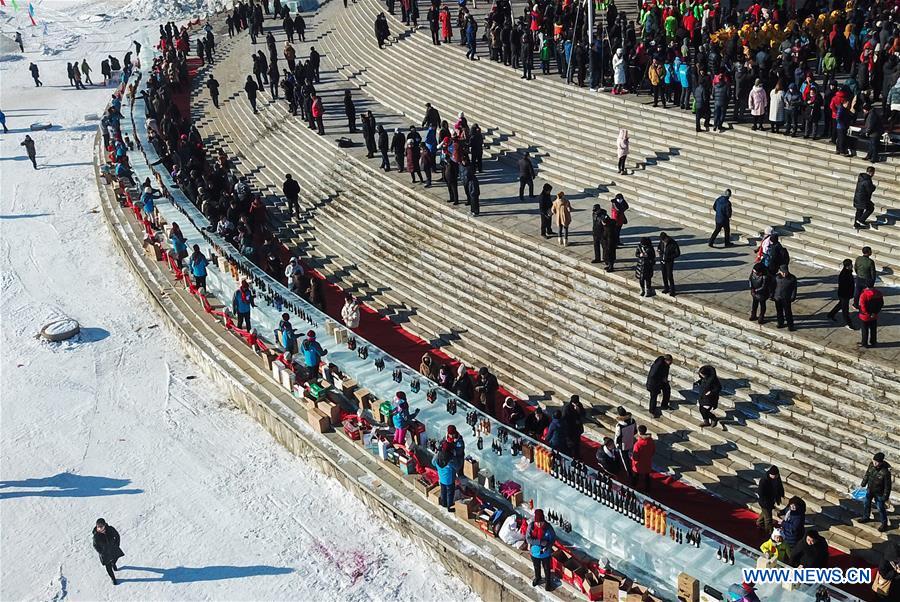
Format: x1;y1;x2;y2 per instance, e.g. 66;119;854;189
27;2;35;24
10;0;18;10
0;0;6;7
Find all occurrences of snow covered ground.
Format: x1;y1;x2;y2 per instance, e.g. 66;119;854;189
0;3;478;600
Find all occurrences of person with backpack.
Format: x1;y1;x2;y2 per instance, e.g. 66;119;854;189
300;330;327;373
526;509;556;591
432;446;458;511
657;232;680;296
858;284;884;349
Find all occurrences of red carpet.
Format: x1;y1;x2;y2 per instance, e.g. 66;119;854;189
167;56;873;602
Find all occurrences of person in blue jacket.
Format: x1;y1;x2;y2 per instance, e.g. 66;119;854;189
232;280;255;331
299;330;326;373
677;59;691;109
708;189;733;248
391;391;419;445
278;313;297;354
187;244;208;289
545;410;565;451
526;509;556;590
432;446;457;511
169;222;188;267
777;496;807;549
140;185;161;227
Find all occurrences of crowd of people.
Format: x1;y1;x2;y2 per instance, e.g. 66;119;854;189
103;8;899;597
377;0;899;160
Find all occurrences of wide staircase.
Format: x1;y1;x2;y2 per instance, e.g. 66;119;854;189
320;0;900;284
193;11;900;564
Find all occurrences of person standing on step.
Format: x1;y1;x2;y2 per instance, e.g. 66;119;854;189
421;102;441;130
311;92;325;135
362;111;377;158
232;280;255;331
206;74;220;109
538;183;554;239
631;425;655;490
749;262;771;324
428;5;440;45
282;173;301;217
341;295;361;330
854;247;877;308
635;237;655;296
268;61;280;99
708;189;733;247
859;452;892;532
773;264;798;331
284;41;296;72
343;90;357;132
693;77;711;132
445;153;460;204
300;330;327;376
309;47;321;83
92;518;124;585
465;164;480;216
610;194;628;248
853;167;877;229
696;365;721;428
244;75;259;114
827;259;855;329
295;14;306;42
861;104;884;163
614;406;637;479
748;79;768;130
419;142;433;187
551;191;572;246
657;232;680;296
283;11;295;42
432;447;457;511
526;509;556;591
616;128;629;175
465;14;478;60
469;124;483;173
391;128;406;172
20;135;37;170
591;204;608;263
377;125;390;171
756;466;785;535
646;354;672;419
406;137;423;184
375;13;390;48
520;31;534;80
858;283;884;349
518;152;535;200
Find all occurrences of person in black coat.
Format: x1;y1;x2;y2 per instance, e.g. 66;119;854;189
343;90;357;132
206;75;220;108
517;152;535;200
421;102;441;129
591;204;607;263
696;365;720;427
635;237;655;297
877;543;900;601
244;75;259;113
827;258;855;328
756;465;784;534
853;166;876;229
656;232;681;296
523;407;550;439
469;124;484;173
561;396;585;458
789;530;828;568
465;165;480;216
390;128;406;171
646;354;672;418
92;518;124;584
377;125;390;171
361;111;377;157
749;262;771;324
538;183;554;239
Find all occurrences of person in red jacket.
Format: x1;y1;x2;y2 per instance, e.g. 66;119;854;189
858;285;884;348
311;92;325;135
631;425;656;490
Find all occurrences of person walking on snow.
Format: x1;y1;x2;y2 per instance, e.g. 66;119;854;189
92;518;124;585
81;59;93;85
20;135;37;169
29;62;42;87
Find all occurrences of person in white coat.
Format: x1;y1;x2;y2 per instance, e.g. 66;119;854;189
616;128;630;174
748;79;768;131
612;48;626;95
768;82;785;133
499;514;526;549
341;295;361;329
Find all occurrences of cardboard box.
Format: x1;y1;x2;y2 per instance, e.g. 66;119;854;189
144;240;163;261
280;368;296;392
325;321;336;336
427;484;442;505
508;490;524;507
272;360;286;383
603;576;624;602
414;477;436;496
319;400;343;425
677;573;699;602
334;328;348;344
562;558;581;580
454;498;477;519
353;387;373;409
341;378;358;396
306;408;331;433
463;458;479;480
625;585;649;602
260;348;278;371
